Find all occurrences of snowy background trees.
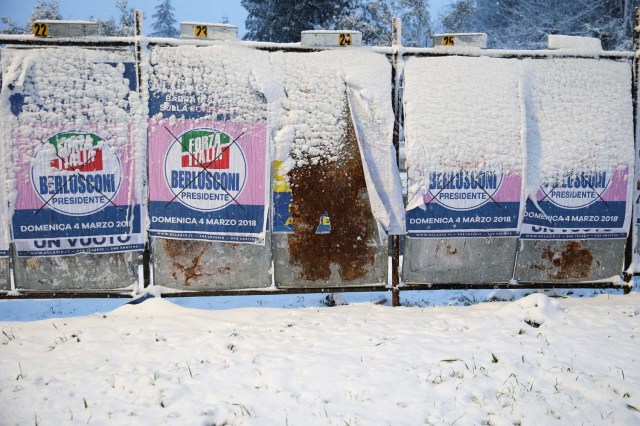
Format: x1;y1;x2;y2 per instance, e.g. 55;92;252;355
240;0;637;49
242;0;353;43
1;0;62;35
441;0;637;50
150;0;179;38
0;0;177;37
0;0;638;49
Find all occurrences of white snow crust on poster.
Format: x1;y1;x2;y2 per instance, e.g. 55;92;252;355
520;58;634;240
403;56;524;239
270;49;404;238
404;55;634;242
0;47;145;257
147;45;276;245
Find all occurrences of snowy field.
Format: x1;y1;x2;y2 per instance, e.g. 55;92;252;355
1;289;639;425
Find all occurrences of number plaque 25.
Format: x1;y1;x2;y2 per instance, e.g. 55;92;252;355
442;36;455;46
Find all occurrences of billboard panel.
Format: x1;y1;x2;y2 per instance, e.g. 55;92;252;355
147;46;269;244
2;47;144;257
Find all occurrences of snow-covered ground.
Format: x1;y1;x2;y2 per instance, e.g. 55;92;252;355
1;290;639;425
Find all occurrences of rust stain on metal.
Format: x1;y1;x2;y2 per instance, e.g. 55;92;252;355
163;239;212;286
434;241;458;256
538;241;597;279
287;99;376;282
217;265;232;274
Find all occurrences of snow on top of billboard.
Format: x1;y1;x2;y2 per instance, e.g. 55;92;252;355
403;56;523;210
0;47;146;213
523;58;633;194
1;47;140;146
271;49;395;172
403;55;634;207
147;44;279;125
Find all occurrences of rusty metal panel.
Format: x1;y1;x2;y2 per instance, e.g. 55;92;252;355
514;239;625;283
273;100;388;288
270;49;392;289
12;252;137;290
0;259;8;290
272;154;388;287
274;233;387;288
151;235;271;290
402;238;518;284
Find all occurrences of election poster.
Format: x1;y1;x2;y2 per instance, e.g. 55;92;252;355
147;46;269;244
520;170;631;240
147;121;268;243
406;170;522;238
403;56;524;240
4;48;144;257
518;58;634;242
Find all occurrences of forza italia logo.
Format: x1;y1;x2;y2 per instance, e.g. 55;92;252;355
164;128;247;211
32;131;122;216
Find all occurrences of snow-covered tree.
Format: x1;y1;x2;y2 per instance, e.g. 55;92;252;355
587;0;637;50
151;0;179;38
115;0;135;36
337;0;431;47
242;0;352;42
1;0;62;34
242;0;275;41
90;16;118;36
91;0;136;37
440;0;475;33
0;17;23;34
445;0;638;50
476;0;603;49
336;1;394;46
396;0;431;47
25;0;62;32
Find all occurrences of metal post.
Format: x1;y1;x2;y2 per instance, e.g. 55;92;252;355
391;17;402;306
134;10;143;90
633;7;639;126
626;7;640;282
8;244;16;291
0;51;12;292
133;10;151;290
